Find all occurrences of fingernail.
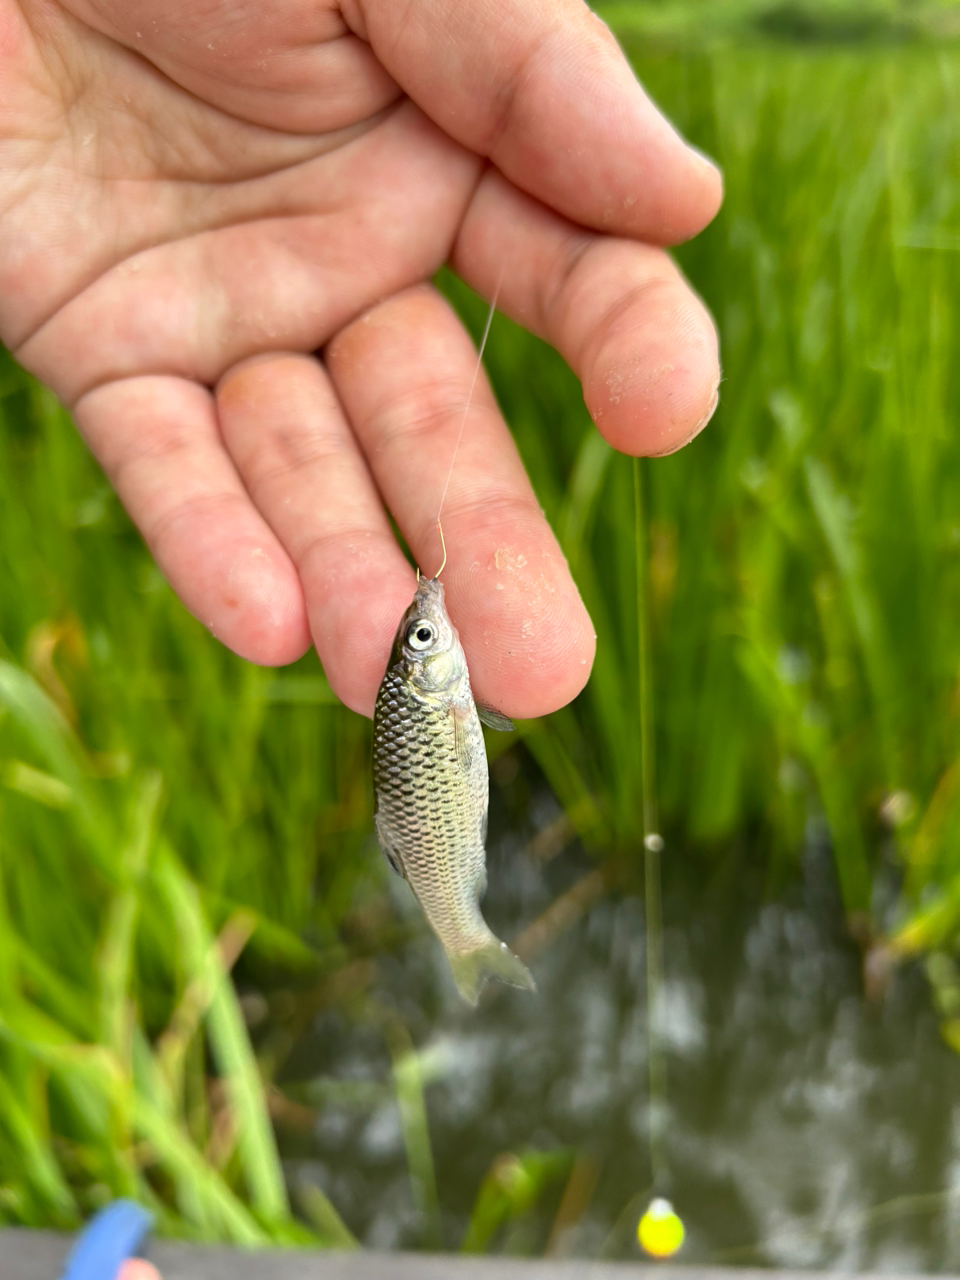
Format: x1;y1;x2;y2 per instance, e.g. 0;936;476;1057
696;382;721;432
689;143;723;177
648;381;720;458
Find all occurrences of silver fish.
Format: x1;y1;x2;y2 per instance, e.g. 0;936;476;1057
373;576;535;1005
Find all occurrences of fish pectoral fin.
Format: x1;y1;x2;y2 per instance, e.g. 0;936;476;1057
374;815;406;879
451;705;474;773
476;703;515;732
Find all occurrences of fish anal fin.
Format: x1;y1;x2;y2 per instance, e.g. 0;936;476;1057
375;815;406;879
448;938;536;1006
477;704;515;732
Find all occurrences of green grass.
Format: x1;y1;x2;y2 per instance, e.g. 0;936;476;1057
596;0;960;45
2;16;960;1251
471;39;960;925
0;378;374;1236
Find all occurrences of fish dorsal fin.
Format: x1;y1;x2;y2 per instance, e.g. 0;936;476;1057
477;703;515;732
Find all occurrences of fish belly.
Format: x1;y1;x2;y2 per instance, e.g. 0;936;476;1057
373;673;534;1003
374;674;488;947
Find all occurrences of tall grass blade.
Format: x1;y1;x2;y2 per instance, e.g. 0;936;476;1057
0;662;115;873
387;1021;442;1250
295;1182;359;1250
98;772;162;1057
153;848;289;1227
132;1094;269;1246
0;1069;76;1223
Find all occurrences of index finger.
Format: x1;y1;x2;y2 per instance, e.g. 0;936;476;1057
348;0;722;245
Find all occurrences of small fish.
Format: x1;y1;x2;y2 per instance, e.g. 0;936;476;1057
373;576;535;1005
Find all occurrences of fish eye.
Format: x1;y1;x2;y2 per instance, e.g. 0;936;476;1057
406;620;436;651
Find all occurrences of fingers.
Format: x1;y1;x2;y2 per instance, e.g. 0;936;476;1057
74;376;311;665
325;285;596;718
217;318;596;720
351;0;722;245
453;169;720;457
216;354;416;716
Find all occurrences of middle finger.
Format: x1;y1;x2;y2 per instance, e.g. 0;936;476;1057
326;284;596;719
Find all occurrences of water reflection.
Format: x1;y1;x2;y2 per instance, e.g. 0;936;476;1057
276;809;960;1267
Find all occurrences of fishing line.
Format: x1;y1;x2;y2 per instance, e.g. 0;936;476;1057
635;457;666;1184
634;456;684;1259
432;270;505;578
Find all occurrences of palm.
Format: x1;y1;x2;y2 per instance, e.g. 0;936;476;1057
1;0;722;716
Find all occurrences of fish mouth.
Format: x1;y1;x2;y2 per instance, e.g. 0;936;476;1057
414;576;446;610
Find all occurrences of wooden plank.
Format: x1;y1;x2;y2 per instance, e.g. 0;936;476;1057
0;1232;948;1280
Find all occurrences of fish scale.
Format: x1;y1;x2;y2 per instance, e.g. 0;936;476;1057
373;576;535;1005
374;667;489;951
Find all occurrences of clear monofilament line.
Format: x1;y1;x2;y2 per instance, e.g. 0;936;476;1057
634;456;668;1195
433;272;504;577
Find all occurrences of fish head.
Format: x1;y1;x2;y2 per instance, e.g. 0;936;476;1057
390;577;466;694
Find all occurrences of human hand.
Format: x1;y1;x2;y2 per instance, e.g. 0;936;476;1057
1;0;721;717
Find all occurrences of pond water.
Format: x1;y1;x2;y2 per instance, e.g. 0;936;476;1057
273;781;960;1270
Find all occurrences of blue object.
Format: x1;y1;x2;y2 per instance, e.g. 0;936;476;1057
60;1201;154;1280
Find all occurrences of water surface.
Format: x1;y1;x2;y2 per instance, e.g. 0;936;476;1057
275;789;959;1270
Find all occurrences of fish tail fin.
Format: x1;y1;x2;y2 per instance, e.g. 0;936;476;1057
448;937;536;1006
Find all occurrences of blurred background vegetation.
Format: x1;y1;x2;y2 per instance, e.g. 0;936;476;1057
2;0;960;1258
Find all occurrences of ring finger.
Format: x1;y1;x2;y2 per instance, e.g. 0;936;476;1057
216;352;416;715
